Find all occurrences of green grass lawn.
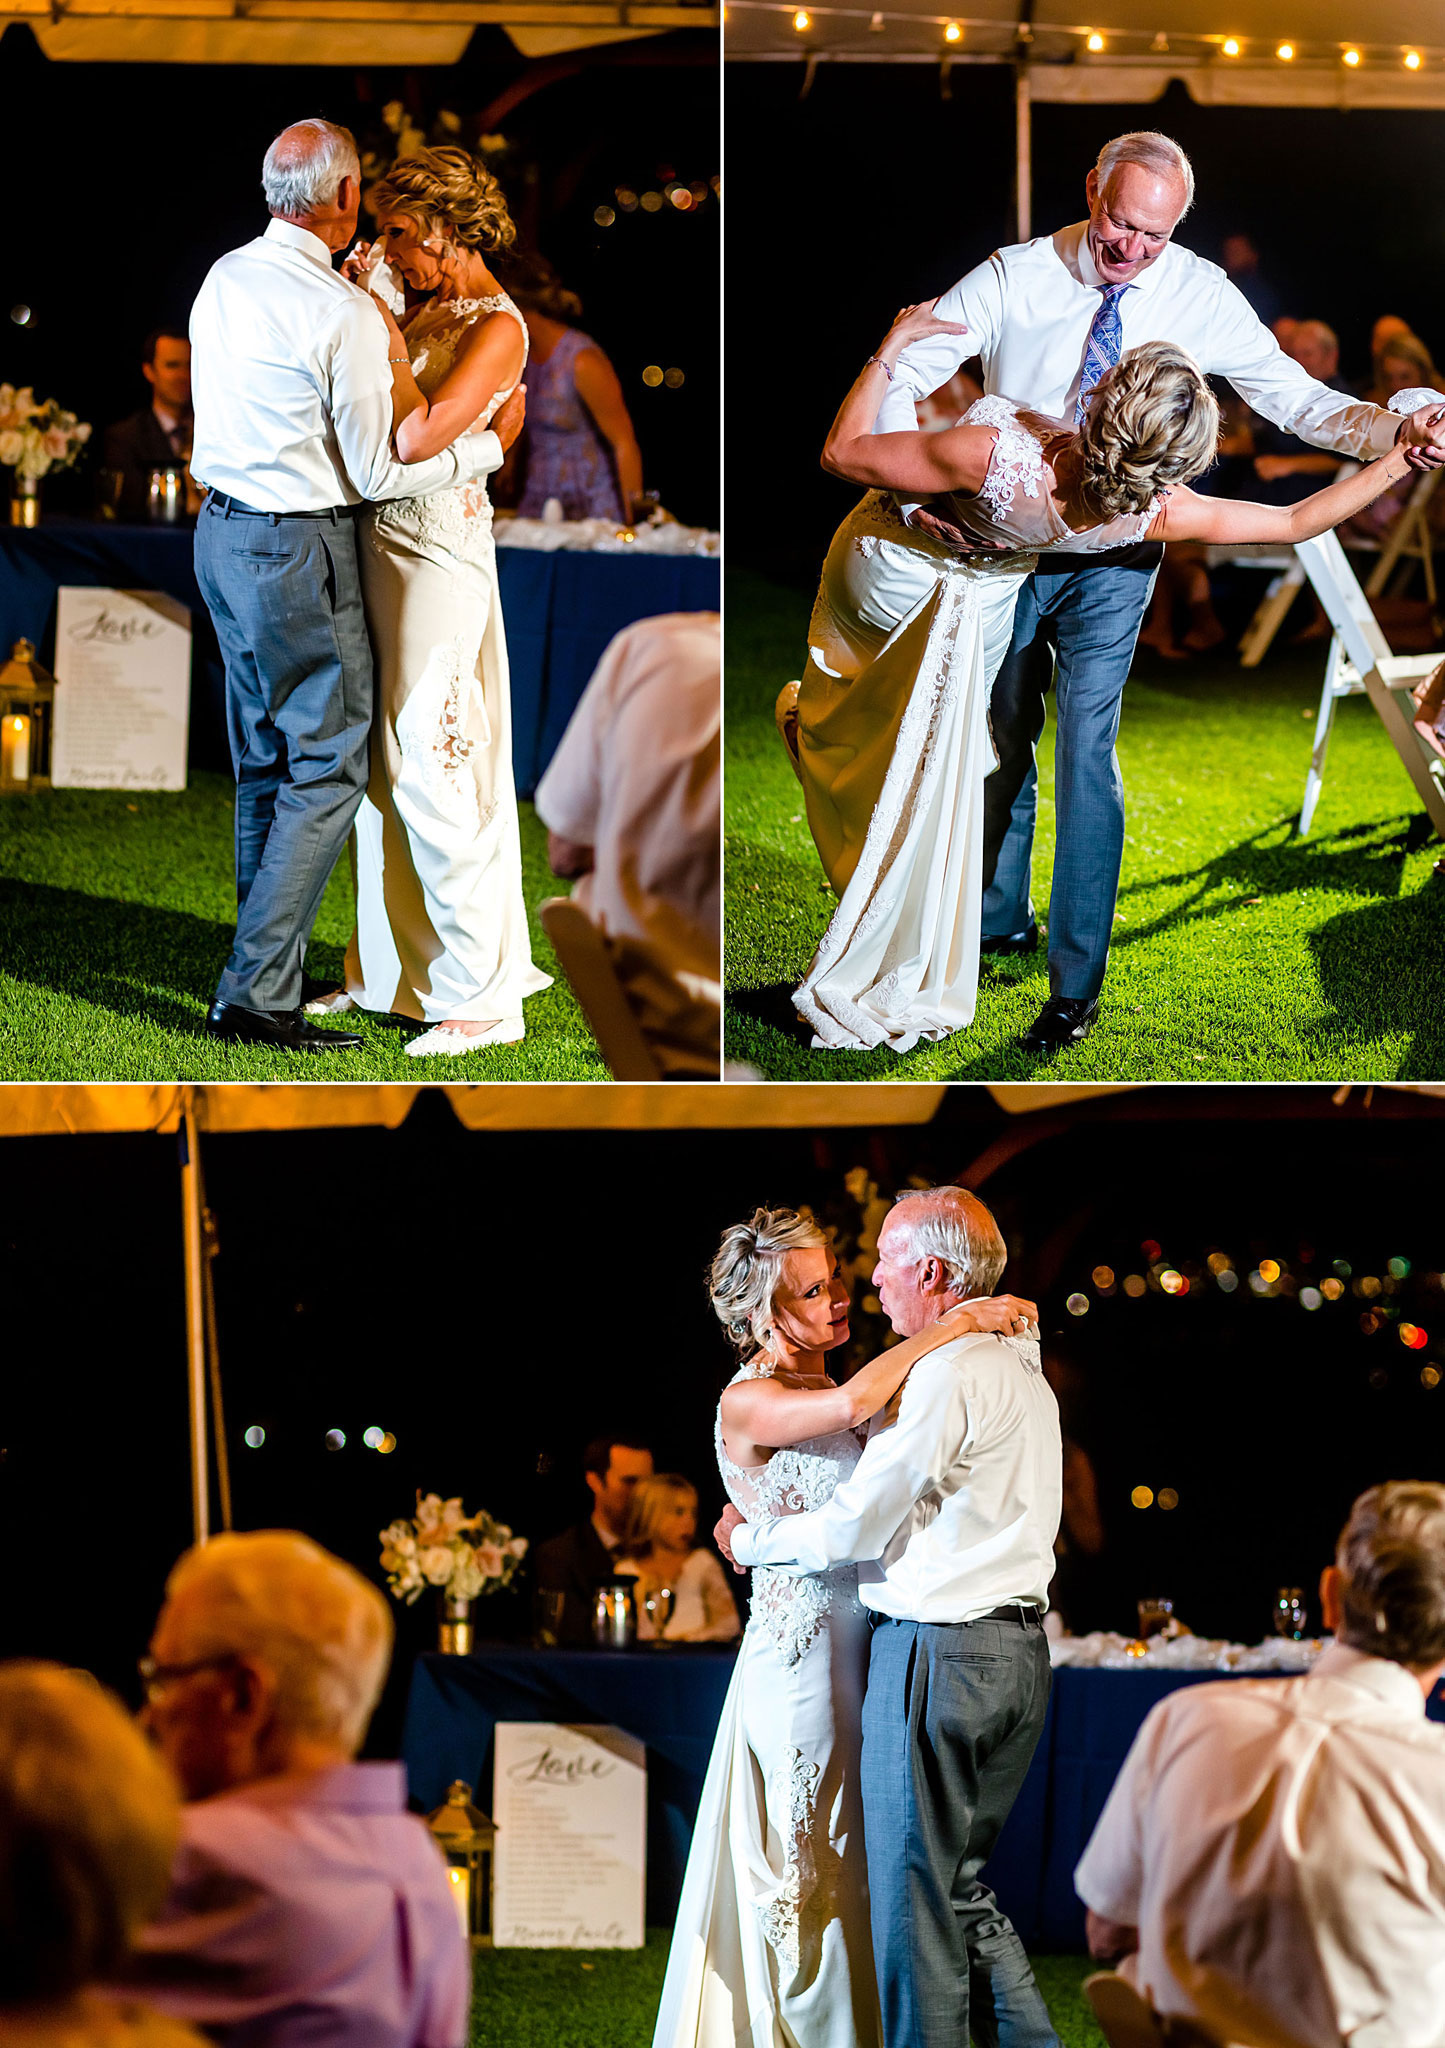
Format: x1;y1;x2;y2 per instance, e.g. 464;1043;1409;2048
470;1935;1104;2046
0;776;607;1080
726;569;1445;1081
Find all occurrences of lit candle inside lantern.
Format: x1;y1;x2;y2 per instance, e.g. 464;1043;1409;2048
2;714;31;785
447;1863;470;1940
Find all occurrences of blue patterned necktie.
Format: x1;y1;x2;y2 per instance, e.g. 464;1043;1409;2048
1074;284;1126;425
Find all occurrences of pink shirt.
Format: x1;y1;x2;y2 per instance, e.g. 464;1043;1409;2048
133;1763;470;2048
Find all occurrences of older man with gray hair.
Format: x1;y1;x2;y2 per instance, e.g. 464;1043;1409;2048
1078;1480;1445;2048
877;129;1445;1054
129;1530;469;2048
717;1183;1063;2048
190;119;525;1056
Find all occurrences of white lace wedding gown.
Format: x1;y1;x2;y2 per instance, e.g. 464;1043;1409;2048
795;395;1159;1052
652;1366;880;2048
345;293;552;1025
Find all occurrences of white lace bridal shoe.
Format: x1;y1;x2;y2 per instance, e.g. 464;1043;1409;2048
405;1018;525;1057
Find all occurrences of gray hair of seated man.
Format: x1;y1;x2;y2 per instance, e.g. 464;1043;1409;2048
1094;130;1195;218
0;1662;181;2003
709;1206;829;1356
262;118;361;219
888;1185;1007;1300
1336;1480;1445;1668
162;1528;393;1753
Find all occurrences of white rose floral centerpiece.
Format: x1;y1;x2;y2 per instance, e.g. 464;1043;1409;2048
0;386;92;526
380;1492;528;1654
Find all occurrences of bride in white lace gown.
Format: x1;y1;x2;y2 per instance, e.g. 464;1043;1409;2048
331;149;550;1054
789;302;1422;1052
654;1208;1037;2048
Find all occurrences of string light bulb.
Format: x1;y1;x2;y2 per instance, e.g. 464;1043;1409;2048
1276;40;1294;59
792;8;809;28
944;20;961;42
1086;30;1104;51
1221;35;1240;55
1405;48;1423;68
1342;45;1361;64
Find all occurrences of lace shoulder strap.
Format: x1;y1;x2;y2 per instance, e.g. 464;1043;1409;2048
962;394;1044;521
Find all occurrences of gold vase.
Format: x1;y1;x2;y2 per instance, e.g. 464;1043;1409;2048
9;477;39;528
438;1592;474;1655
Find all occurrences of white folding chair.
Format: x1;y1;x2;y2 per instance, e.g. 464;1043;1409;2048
1293;529;1445;838
1084;1973;1221;2048
1203;462;1357;670
539;897;665;1082
1342;462;1443;604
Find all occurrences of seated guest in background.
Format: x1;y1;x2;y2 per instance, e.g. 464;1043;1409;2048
132;1530;468;2048
1076;1480;1445;2048
1248;320;1348;502
614;1474;741;1642
504;253;643;522
536;613;721;1076
1345;328;1444;544
102;328;194;521
1360;313;1420;400
0;1663;206;2048
534;1434;655;1643
1221;231;1281;327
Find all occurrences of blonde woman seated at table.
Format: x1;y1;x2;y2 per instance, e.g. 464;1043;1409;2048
615;1474;742;1642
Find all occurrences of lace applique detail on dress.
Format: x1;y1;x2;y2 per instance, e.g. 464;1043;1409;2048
964;394;1044;525
714;1367;864;1670
759;1747;827;1971
395;634;498;829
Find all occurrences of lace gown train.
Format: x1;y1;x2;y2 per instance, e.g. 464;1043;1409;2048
345;292;552;1024
795;395;1156;1053
653;1370;880;2048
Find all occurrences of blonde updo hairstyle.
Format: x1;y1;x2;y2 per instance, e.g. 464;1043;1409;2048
370;144;516;258
709;1206;828;1358
1078;340;1220;518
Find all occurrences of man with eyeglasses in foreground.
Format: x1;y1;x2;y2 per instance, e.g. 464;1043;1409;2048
875;130;1445;1054
129;1530;468;2048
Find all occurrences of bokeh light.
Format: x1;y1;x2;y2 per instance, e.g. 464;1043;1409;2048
1158;1488;1179;1511
1131;1485;1154;1510
1123;1274;1147;1298
1066;1292;1090;1317
324;1428;346;1451
243;1425;265;1449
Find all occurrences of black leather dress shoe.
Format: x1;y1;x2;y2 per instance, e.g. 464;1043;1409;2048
979;921;1040;957
1020;995;1100;1052
205;1000;364;1053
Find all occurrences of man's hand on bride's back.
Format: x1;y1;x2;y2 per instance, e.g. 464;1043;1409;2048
941;1293;1039;1337
487;383;526;454
715;1502;748;1574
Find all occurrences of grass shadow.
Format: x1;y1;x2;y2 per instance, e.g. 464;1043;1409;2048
0;877;234;1030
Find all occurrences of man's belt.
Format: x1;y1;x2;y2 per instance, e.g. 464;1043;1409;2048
975;1603;1045;1628
205;491;362;521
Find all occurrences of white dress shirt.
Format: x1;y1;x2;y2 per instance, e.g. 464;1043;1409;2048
876;221;1433;465
535;611;721;985
1074;1643;1445;2048
730;1332;1062;1624
189;219;502;513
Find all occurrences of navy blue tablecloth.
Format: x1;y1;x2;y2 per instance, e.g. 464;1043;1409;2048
402;1644;736;1924
0;521;718;794
402;1647;1445;1942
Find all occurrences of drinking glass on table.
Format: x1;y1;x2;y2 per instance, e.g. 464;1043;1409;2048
643;1584;676;1643
1137;1597;1174;1642
1273;1587;1307;1641
533;1588;566;1647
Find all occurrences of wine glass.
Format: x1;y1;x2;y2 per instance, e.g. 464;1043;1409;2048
1273;1587;1307;1641
533;1588;566;1648
644;1584;676;1644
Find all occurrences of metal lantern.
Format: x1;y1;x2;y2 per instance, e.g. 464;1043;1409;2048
0;640;54;794
427;1779;496;1946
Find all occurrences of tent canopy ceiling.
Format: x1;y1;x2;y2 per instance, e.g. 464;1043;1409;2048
0;1083;1440;1137
727;0;1445;104
2;1;712;61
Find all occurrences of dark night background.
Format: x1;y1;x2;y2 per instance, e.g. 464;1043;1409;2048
3;1085;1443;1753
726;66;1445;581
1;25;718;525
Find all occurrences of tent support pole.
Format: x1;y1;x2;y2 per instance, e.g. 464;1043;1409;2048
1015;60;1031;241
179;1088;210;1546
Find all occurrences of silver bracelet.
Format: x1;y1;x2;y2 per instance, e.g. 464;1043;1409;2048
865;355;896;381
389;354;410;365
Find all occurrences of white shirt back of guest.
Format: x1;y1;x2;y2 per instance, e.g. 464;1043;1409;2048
1075;1643;1445;2048
191;219;394;512
535;611;720;985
